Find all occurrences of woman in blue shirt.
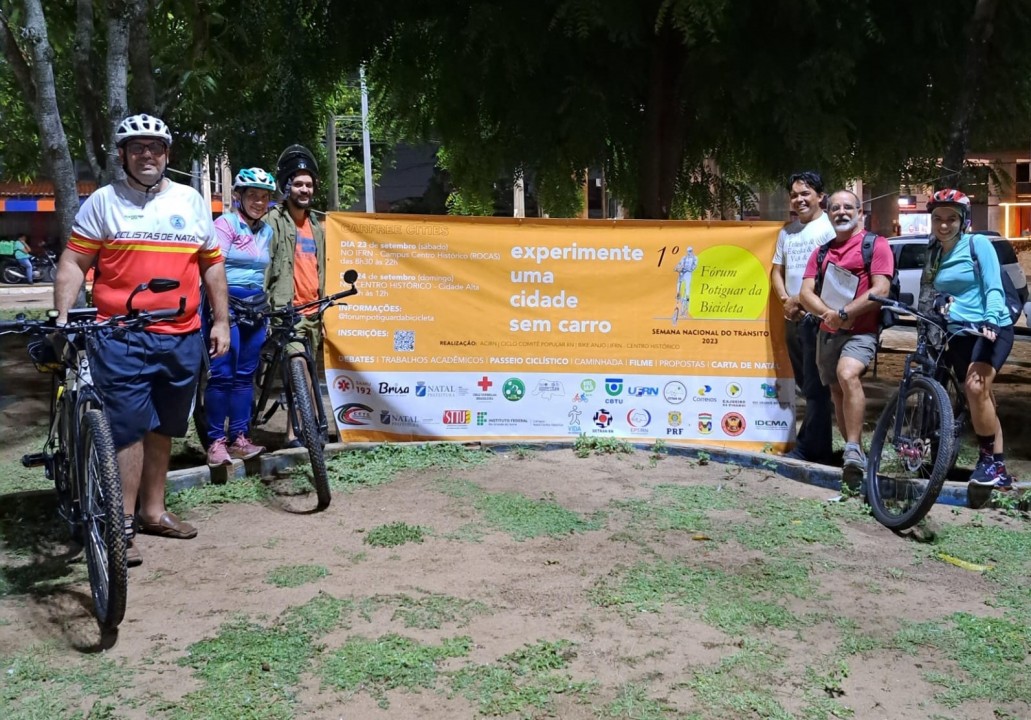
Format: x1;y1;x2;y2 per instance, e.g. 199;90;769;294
205;168;276;466
927;189;1014;490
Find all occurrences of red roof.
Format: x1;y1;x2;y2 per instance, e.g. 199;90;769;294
0;181;98;198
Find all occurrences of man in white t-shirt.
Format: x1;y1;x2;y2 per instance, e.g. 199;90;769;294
771;171;835;463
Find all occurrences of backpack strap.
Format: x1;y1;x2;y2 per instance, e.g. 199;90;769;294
813;241;833;297
860;232;877;275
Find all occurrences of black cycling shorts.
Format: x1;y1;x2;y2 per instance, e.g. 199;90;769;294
946;325;1014;382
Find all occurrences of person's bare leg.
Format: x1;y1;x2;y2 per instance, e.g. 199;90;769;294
836;357;868;445
116;440;144;517
138;432;172;523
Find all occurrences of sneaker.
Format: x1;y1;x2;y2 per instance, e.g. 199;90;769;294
841;445;866;495
842;445;866;469
206;438;232;467
229;435;265;460
969;456;1004;487
992;471;1014;492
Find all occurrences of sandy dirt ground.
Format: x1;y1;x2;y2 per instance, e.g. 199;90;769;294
0;446;1027;719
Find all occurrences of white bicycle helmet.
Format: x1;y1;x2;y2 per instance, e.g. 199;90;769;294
233;167;276;192
115;114;173;148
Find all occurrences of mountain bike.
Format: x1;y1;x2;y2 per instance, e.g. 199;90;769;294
866;293;981;530
251;269;359;511
0;279;184;629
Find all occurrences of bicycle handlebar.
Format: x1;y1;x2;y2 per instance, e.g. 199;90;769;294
0;296;186;336
870;294;984;337
265;272;360;322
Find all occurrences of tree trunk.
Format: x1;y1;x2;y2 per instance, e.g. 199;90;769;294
103;0;132;185
73;0;104;180
868;183;898;239
12;0;79;246
128;0;156;112
635;24;688;219
940;0;999;188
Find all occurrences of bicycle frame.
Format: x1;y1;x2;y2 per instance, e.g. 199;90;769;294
252;321;327;443
882;303;971;450
251;276;359;437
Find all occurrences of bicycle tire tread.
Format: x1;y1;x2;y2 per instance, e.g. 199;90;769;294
81;409;128;629
867;376;954;530
289;357;331;511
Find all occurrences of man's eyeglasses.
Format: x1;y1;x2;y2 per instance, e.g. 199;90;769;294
125;141;168;156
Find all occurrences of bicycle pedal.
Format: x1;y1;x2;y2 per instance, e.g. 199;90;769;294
21;452;46;468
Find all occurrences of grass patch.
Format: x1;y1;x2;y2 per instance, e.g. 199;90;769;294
590;556;812;633
573;433;634;458
166;475;271;514
384;592;490;629
687;640;794;719
0;425;51;496
327;443;489;492
437;478;604;541
894;612;1031;707
265;564;329;588
614;484;742;538
320;633;472;709
363;521;427;548
451;639;593;717
172;593;352;719
924;522;1031;611
729;496;859;550
1;644;127;720
603;683;680;719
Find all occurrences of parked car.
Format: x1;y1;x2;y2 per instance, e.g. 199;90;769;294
887;235;1029;322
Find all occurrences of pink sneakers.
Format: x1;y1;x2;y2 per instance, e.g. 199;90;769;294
206;438;232;467
229;435;265;460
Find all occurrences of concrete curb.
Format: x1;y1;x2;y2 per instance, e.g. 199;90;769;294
167;439;1029;510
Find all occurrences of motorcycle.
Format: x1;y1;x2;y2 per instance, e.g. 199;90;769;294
2;251;57;284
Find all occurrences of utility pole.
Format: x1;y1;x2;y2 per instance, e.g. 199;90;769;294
360;65;375;213
326;113;339;211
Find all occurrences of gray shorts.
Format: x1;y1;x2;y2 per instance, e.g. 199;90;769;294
816;331;878;386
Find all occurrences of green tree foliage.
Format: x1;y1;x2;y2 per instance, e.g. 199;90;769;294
334;0;1031;217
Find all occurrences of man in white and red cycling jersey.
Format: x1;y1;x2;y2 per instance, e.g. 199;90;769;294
53;113;230;566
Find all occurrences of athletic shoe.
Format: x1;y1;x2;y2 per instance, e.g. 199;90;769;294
206;438;232;467
969;456;1005;487
992;472;1014;492
229;435;265;460
841;445;866;494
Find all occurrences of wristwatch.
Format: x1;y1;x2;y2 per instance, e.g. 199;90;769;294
838;307;849;321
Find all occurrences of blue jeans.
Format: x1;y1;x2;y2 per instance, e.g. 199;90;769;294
17;257;33;284
203;287;267;443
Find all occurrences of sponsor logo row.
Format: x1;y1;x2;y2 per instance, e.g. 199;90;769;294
336;402;790;438
334;375;787;405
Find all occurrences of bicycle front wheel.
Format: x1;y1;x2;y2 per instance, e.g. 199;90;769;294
80;409;128;629
867;375;954;531
289;357;331;511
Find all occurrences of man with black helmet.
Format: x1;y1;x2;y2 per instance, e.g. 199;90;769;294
53;113;230;565
265;144;325;446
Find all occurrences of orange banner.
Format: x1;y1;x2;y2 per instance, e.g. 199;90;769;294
323;214;794;451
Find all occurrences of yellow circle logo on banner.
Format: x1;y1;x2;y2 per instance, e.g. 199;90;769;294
690;246;769;319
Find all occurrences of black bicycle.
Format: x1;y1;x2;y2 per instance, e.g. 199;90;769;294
0;279;184;629
866;293;981;530
251;269;359;510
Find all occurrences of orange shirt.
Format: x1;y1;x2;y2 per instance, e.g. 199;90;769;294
292;216;320;315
